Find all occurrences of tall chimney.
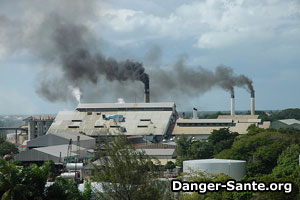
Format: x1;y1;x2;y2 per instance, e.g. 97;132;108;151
231;94;235;117
251;92;255;115
144;77;150;103
193;108;198;119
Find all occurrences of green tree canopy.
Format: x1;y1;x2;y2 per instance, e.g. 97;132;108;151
93;135;174;200
272;144;300;178
216;129;294;176
0;159;50;200
208;128;239;154
175;135;213;167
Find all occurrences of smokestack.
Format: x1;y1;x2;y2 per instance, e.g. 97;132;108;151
144;77;150;103
231;94;235;117
251;92;255;115
193;108;198;119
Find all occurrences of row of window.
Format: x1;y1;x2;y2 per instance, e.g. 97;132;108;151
177;123;235;127
77;108;172;112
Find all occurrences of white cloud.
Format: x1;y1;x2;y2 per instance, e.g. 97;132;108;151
98;0;300;48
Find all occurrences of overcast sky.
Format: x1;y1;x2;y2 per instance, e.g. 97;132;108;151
0;0;299;114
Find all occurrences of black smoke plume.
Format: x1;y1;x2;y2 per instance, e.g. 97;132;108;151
0;1;254;105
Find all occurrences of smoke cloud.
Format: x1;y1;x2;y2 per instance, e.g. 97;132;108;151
148;57;254;101
0;1;254;106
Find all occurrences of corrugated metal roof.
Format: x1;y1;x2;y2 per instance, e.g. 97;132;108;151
137;148;176;156
35;144;86;157
76;102;175;109
48;110;173;136
218;115;259;119
177;119;233;123
183;159;246;163
278;119;300;125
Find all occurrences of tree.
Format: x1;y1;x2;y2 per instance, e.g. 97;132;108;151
0;159;50;200
0;140;18;157
165;161;176;170
269;108;300;121
208;128;238;154
272;144;300;177
216;129;293;176
45;177;88;200
93;135;175;200
175;135;213;167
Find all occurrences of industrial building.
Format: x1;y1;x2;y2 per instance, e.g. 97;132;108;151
183;159;246;180
136;148;177;165
15;144;93;164
46;102;177;143
23;116;54;140
27;131;96;149
271;119;300;130
172;95;270;139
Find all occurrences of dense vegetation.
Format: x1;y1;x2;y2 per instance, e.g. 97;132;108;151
177;125;300;199
0;136;175;200
0;137;18;157
93;135;174;200
0;160;91;200
176;128;238;167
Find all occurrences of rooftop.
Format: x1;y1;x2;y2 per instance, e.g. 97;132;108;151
278;119;300;125
183;159;246;163
77;102;175;110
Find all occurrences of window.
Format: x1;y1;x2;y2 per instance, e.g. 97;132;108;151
72;120;82;122
94;125;104;128
137;125;148;128
68;125;79;128
140;119;151;121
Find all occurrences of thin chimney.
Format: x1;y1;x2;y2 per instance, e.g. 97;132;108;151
231;94;235;117
144;78;150;103
251;92;255;115
193;108;198;119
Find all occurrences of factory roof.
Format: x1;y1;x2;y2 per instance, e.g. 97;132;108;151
183;159;246;163
76;102;175;110
218;115;259;120
172;115;263;135
35;144;85;157
177;119;233;124
137;148;176;156
48;108;174;136
27;131;96;149
15;144;91;162
278;119;300;125
23;115;55;121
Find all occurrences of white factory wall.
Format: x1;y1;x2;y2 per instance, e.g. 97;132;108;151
183;159;246;180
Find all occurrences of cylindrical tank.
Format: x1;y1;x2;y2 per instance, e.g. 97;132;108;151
66;163;83;170
60;172;76;179
183;159;246;180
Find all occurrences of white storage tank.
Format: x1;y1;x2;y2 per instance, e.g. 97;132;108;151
183;159;246;180
66;163;83;170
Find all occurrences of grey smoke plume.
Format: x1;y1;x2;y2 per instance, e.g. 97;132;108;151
149;57;255;101
0;0;254;104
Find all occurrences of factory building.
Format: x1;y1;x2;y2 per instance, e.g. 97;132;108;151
172;95;270;139
271;119;300;130
15;144;93;164
46;102;177;143
183;159;246;180
172;114;270;139
27;131;96;149
23;116;54;140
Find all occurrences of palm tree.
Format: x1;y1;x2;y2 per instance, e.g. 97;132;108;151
0;159;28;200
